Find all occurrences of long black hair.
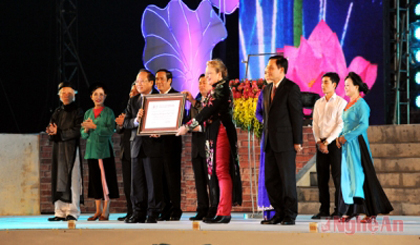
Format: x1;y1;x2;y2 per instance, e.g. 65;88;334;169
345;72;369;95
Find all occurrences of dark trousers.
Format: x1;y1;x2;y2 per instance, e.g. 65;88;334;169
265;144;297;220
121;156;132;215
131;156;164;217
162;153;182;213
316;141;341;214
87;156;120;199
191;155;210;214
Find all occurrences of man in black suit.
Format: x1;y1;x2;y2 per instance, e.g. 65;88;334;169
115;83;139;221
123;69;165;223
261;55;303;225
155;69;183;221
183;74;218;221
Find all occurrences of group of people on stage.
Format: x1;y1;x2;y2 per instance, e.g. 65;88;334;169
256;56;393;225
46;59;242;224
46;54;392;225
309;71;393;223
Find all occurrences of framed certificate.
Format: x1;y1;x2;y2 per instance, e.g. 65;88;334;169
137;94;186;135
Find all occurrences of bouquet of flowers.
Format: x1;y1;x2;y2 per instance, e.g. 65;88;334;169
230;78;266;138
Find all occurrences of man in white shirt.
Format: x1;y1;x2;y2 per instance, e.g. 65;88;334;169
311;72;347;219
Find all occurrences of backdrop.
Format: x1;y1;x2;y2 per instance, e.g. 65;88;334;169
239;0;384;124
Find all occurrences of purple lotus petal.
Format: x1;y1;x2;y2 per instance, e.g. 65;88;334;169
210;0;239;14
141;0;228;96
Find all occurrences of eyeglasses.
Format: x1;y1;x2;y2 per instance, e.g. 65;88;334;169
135;80;150;84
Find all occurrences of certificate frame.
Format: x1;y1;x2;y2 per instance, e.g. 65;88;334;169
137;94;186;135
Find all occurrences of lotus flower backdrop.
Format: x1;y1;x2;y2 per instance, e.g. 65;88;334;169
284;20;377;101
239;0;385;124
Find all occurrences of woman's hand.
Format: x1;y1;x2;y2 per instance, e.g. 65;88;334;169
82;118;97;131
339;136;346;145
336;138;341;149
176;125;188;136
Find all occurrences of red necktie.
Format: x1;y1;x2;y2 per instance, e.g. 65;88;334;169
271;85;277;102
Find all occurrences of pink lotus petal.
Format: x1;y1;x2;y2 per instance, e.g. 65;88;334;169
283;20;377;101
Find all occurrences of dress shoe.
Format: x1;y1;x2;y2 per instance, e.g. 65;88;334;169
311;212;330;220
169;209;183;221
281;218;295;225
189;213;206;221
48;216;66;222
158;205;173;221
157;212;171;221
65;215;77;221
203;215;231;224
117;214;129;222
125;215;146;223
87;214;101;221
330;211;341;219
203;208;217;222
99;215;109;221
146;216;158;223
261;216;283;225
338;215;358;223
360;215;377;223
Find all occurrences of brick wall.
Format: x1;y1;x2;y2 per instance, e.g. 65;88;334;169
39;127;315;214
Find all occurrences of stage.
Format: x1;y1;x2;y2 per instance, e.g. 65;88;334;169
0;213;419;245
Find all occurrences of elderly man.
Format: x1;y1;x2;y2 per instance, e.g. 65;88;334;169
124;69;165;223
47;82;84;222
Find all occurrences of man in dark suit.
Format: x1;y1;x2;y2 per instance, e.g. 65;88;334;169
115;83;139;221
123;69;165;223
183;74;218;220
261;55;303;225
155;69;183;221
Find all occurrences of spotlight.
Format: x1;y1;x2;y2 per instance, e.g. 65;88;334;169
416;72;420;85
415;26;420;40
416;4;420;16
415;50;420;63
416;95;420;108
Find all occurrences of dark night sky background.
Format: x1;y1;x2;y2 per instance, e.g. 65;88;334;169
0;0;239;133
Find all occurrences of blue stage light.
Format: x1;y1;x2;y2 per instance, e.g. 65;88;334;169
416;72;420;85
415;27;420;40
415;72;420;85
416;95;420;108
416;4;420;16
415;50;420;63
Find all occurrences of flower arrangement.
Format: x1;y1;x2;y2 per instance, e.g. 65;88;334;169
230;78;266;138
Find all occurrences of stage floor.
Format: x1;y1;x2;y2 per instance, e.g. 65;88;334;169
0;213;419;235
1;213;420;245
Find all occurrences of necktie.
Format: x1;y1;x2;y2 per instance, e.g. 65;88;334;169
271;85;277;102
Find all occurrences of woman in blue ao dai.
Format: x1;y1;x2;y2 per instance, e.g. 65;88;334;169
336;72;393;223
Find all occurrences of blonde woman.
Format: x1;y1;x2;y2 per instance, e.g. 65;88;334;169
177;59;242;224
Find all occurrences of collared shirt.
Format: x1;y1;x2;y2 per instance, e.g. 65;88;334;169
312;93;347;144
272;77;284;90
134;89;153;126
160;86;172;94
